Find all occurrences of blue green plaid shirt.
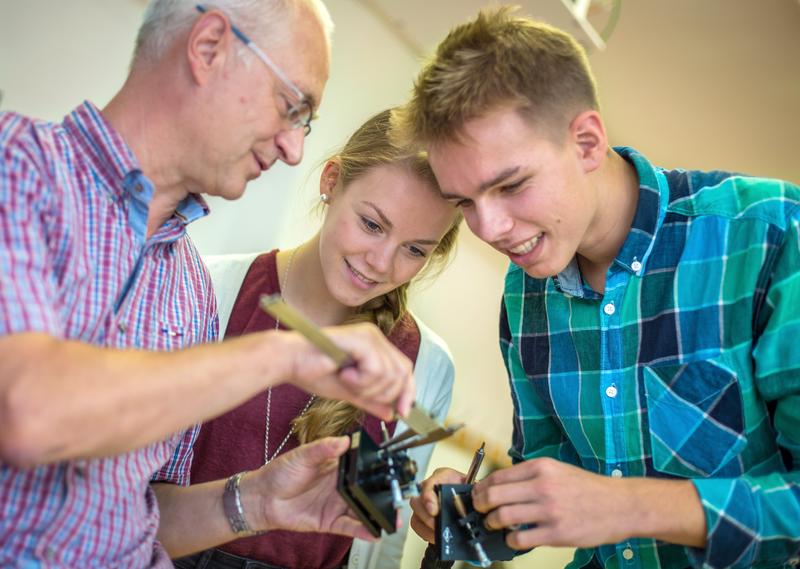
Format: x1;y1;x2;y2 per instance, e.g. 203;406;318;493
501;147;800;569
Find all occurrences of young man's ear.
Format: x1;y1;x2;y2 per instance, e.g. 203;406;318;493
186;9;233;85
319;160;340;201
569;110;607;174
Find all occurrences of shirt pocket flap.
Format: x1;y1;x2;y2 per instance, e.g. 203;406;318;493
643;360;746;477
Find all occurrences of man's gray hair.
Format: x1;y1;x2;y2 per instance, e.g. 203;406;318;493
133;0;333;64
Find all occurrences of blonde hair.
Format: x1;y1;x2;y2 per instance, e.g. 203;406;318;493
293;109;460;443
395;6;599;147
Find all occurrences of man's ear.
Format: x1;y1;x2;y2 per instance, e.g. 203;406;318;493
569;110;607;174
186;9;233;85
319;160;340;200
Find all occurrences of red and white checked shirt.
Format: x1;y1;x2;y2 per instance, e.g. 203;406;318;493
0;101;217;567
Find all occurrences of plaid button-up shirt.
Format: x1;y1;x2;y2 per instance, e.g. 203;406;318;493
0;102;216;567
501;147;800;569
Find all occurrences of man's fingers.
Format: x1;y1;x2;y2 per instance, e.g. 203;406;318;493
410;513;436;543
506;524;553;550
472;478;539;513
484;502;542;531
410;495;436;526
475;458;548;489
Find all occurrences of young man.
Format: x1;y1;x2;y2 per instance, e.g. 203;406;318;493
402;7;800;568
0;1;414;567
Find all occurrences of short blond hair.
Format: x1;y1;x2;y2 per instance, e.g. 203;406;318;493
396;6;599;146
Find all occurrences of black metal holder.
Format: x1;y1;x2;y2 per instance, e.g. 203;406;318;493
337;429;419;538
435;484;516;566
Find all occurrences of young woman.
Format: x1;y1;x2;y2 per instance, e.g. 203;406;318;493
170;109;461;569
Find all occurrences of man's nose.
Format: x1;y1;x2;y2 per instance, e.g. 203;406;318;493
469;202;513;245
275;126;305;166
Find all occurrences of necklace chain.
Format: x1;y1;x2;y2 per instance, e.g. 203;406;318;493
264;247;315;465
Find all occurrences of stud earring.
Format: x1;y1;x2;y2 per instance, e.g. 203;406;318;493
320;194;330;204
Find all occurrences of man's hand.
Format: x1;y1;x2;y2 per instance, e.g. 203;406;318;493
408;467;466;543
242;436;377;541
279;322;415;420
471;458;706;550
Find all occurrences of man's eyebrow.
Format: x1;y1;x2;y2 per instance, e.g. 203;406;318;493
304;93;318;114
440;166;521;200
479;166;521;192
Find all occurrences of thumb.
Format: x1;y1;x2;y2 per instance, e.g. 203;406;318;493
295;436;350;466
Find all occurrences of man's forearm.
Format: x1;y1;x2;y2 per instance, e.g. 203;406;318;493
0;331;291;466
620;477;707;548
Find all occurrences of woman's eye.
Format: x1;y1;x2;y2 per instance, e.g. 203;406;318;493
361;216;382;233
407;245;427;258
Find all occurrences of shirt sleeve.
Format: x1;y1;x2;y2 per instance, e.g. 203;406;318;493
151;424;200;486
688;210;800;568
500;296;579;466
0;120;62;336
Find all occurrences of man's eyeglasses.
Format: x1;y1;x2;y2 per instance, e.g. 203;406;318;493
196;4;314;136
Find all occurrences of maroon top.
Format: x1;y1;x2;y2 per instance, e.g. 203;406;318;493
191;250;420;568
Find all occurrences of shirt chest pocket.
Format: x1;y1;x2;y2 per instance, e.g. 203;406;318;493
643;360;746;478
110;311;189;351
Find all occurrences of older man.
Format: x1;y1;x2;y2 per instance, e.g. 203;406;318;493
0;1;414;567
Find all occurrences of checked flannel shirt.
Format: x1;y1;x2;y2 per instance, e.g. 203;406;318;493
501;146;800;568
0;102;216;567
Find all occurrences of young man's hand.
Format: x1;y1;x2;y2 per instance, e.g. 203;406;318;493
471;458;706;550
408;467;466;543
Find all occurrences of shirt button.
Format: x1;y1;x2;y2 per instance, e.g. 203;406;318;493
45;546;58;559
118;323;127;333
605;385;618;398
631;260;642;273
611;468;623;478
603;303;615;315
622;548;634;561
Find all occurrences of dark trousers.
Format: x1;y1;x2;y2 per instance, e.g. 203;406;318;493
173;549;288;569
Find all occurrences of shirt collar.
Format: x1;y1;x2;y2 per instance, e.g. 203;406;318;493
552;146;668;296
612;146;668;276
65;101;210;240
63;101;140;199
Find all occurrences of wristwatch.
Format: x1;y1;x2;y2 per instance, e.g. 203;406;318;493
223;471;262;537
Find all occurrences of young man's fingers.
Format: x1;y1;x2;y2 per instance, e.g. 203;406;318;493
410;513;436;543
472;478;540;513
483;502;542;532
505;524;555;551
410;496;436;526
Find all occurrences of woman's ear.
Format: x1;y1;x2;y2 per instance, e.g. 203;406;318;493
569;110;607;174
319;160;340;202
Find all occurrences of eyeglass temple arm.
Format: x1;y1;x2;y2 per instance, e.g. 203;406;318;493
195;4;305;101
